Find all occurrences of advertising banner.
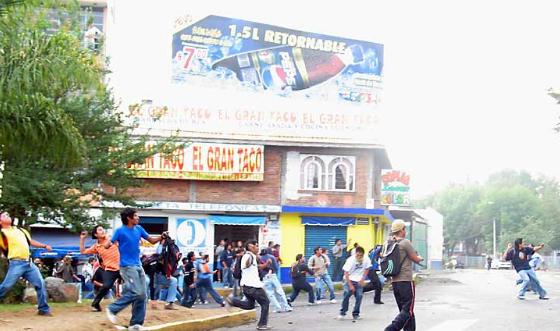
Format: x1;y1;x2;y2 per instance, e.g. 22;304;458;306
125;14;384;147
130;142;264;181
172;15;383;105
380;170;411;206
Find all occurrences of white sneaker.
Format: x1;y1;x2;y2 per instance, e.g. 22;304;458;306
337;315;345;320
128;325;144;330
105;308;117;324
316;300;322;304
330;299;337;304
307;302;316;306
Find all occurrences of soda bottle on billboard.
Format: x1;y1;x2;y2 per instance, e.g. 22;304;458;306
211;45;364;91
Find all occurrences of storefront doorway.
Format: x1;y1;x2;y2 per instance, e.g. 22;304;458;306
214;224;260;246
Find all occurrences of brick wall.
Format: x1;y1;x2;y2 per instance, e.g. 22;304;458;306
195;146;282;205
125;179;190;202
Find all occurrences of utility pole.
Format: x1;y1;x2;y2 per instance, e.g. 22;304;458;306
493;217;497;259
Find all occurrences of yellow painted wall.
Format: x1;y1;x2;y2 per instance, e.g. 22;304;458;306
279;213;305;267
378;218;392;243
347;223;375;253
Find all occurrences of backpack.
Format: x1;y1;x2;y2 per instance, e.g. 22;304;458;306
380;239;407;277
160;238;182;278
0;227;31;257
233;253;252;280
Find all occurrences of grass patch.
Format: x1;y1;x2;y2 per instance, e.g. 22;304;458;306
0;300;91;313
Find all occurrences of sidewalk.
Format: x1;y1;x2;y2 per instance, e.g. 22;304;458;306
0;302;255;331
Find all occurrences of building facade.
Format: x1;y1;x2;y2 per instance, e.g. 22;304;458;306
34;2;395;282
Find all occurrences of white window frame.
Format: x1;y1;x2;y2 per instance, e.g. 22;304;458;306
300;156;325;191
300;154;356;192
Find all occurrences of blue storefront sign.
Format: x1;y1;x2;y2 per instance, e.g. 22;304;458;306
175;218;207;252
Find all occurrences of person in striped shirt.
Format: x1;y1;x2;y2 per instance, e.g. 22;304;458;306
80;225;120;312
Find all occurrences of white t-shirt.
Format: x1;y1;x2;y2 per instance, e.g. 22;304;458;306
240;252;263;288
343;255;372;282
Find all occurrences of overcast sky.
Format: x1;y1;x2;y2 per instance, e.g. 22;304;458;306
111;0;560;197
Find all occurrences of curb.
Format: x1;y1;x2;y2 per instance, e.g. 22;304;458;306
141;309;256;331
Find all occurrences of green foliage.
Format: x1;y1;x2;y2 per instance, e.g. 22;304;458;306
0;258;26;303
0;0;177;230
423;170;560;255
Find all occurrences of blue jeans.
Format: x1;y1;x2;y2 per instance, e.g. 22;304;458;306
222;267;234;287
340;281;363;317
109;266;147;326
263;274;290;311
315;273;335;300
196;278;223;304
518;269;547;298
0;260;50;313
156;274;178;303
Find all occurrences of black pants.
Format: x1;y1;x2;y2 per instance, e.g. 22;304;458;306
92;269;120;307
384;281;416;331
230;286;270;327
289;280;315;303
181;282;196;308
363;270;382;303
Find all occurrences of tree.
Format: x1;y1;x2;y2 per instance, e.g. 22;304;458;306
422;170;560;256
0;0;176;230
0;0;94;166
430;184;484;256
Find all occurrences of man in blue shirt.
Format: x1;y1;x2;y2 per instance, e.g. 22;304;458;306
220;243;235;288
503;238;548;300
104;208;167;329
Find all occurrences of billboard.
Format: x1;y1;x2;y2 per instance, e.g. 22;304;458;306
126;15;384;147
381;170;411;206
130;142;264;181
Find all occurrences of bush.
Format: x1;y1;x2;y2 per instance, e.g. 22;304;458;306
0;258;26;304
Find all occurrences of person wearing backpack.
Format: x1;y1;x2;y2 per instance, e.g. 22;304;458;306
383;219;423;331
226;240;271;330
0;211;53;316
154;238;181;310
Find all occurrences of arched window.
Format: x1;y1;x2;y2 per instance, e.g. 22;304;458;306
328;157;354;191
300;156;325;190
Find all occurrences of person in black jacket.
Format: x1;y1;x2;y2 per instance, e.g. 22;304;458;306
287;254;315;305
181;252;197;308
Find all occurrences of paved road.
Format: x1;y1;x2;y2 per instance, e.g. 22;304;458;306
219;269;560;331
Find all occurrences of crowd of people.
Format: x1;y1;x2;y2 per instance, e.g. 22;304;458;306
0;209;423;330
2;207;550;331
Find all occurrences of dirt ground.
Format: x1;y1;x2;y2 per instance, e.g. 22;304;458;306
0;303;240;331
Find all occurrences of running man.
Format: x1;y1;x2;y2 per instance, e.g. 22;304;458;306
104;208;167;330
503;238;548;300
